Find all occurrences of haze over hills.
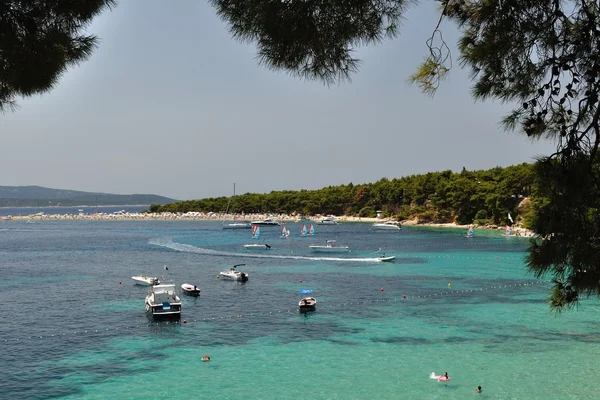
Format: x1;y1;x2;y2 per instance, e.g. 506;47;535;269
0;186;177;207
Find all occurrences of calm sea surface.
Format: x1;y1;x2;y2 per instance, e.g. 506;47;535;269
1;220;598;399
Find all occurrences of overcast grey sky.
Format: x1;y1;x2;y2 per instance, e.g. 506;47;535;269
1;1;556;200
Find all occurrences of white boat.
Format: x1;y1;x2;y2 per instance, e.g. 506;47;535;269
219;264;249;281
309;240;350;253
181;283;201;296
299;297;317;312
251;218;280;226
378;255;396;262
243;243;271;250
145;282;182;319
372;221;401;230
317;216;338;225
222;183;252;229
132;275;160;286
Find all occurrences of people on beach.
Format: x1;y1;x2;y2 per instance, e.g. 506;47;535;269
475;386;482;393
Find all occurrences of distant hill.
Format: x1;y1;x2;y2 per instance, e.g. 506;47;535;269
0;185;176;207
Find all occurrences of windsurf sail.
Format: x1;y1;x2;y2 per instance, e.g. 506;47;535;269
508;212;514;223
301;224;308;237
505;225;511;236
281;222;286;238
466;225;474;238
309;224;315;236
252;225;260;239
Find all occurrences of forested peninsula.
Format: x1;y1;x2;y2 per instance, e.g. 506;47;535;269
148;163;534;227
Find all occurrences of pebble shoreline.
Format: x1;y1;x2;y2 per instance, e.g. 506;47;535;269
0;211;535;236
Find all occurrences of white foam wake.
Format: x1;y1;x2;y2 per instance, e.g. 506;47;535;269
149;238;385;263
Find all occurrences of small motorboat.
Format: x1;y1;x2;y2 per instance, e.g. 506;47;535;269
145;281;182;320
299;297;317;312
132;275;160;286
181;283;201;296
219;264;249;282
378;254;396;262
243;243;271;250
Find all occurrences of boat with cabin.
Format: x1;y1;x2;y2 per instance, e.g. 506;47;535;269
251;218;280;226
372;221;401;230
317;216;338;225
145;281;182;319
309;240;350;253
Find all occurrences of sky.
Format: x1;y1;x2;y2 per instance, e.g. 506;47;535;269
0;1;557;201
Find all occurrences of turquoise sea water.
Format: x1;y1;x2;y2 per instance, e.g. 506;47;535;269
1;221;599;399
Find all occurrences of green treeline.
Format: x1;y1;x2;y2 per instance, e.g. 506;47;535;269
148;163;535;225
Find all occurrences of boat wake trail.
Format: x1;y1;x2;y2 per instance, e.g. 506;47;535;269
149;238;385;263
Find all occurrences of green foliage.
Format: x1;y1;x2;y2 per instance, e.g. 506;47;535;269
151;164;534;228
526;155;600;311
473;209;489;225
0;0;115;111
358;206;376;218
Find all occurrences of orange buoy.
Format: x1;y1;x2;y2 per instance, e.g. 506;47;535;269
403;295;407;299
380;288;384;292
183;320;187;324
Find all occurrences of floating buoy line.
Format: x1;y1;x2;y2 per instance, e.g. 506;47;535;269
4;280;550;344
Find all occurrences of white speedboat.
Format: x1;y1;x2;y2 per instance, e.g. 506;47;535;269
145;282;181;319
299;297;317;312
309;240;350;253
372;221;401;230
219;264;249;281
132;275;160;286
251;218;280;226
181;283;201;296
243;243;271;250
378;255;396;262
317;216;338;225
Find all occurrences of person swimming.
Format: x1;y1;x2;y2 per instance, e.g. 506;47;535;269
443;372;449;380
475;386;482;393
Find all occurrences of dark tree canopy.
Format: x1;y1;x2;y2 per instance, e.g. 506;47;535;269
209;0;410;84
0;0;115;111
211;0;600;310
